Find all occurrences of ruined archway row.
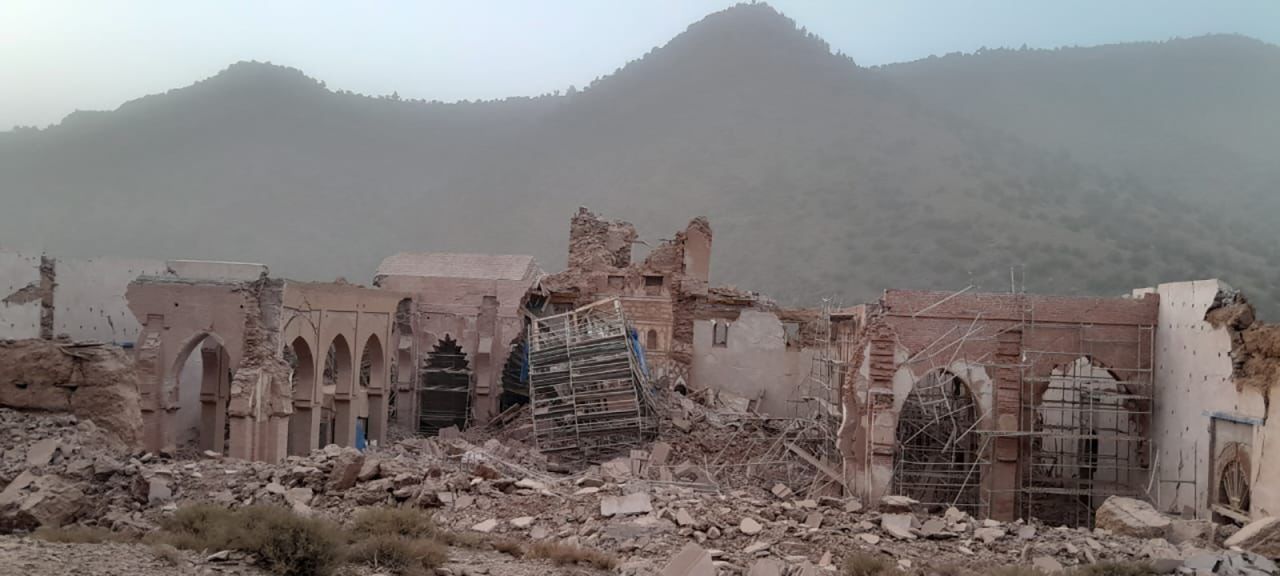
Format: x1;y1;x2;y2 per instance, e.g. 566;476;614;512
126;264;407;462
843;289;1159;524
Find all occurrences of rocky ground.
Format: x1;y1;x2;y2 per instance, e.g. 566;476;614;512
0;396;1277;575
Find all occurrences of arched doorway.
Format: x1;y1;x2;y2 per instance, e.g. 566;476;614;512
170;332;231;454
285;336;316;456
1029;357;1138;526
892;370;981;513
420;335;472;435
359;334;386;449
324;335;354;447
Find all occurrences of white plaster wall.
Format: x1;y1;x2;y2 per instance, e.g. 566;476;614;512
0;250;42;339
54;257;167;343
691;310;814;417
1138;279;1265;518
1255;390;1280;517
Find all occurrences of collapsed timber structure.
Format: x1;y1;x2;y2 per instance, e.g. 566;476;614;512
527;298;658;459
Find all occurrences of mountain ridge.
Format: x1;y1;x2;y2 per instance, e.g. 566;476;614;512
2;3;1277;314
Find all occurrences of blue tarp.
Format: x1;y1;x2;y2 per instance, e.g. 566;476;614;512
628;327;651;380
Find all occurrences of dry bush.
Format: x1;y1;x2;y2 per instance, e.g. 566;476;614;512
438;530;488;549
490;538;526;557
154;503;242;551
156;504;343;576
346;535;448;576
238;506;344;576
33;525;135;544
843;551;894;576
350;507;437;540
1068;563;1156;576
149;543;185;567
526;541;619;571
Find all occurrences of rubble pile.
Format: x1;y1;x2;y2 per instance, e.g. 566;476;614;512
0;340;143;446
2;399;1277;575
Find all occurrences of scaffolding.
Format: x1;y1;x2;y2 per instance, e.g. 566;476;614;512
983;300;1156;527
891;370;988;514
527;298;658;460
789;299;848;495
876;289;1155;525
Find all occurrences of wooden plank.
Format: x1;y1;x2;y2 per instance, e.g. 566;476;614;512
785;442;848;493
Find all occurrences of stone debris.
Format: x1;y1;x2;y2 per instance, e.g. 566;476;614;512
660;543;715;576
881;513;916;540
601;492;653;517
1225;516;1280;558
747;557;784;576
509;516;534;529
0;395;1260;576
1095;496;1172;539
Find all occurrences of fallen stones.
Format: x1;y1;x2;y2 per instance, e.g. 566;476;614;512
326;447;365;491
974;526;1005;544
676;508;697;527
660;543;715;576
1031;556;1063;573
510;516;534;529
880;494;918;512
146;477;173;504
770;483;793;499
601;492;653;517
284;486;314;515
1094;496;1171;539
26;438;60;467
1224;516;1280;558
356;457;381;482
747;558;784;576
881;513;916;540
739;517;763;535
2;475;86;530
472;518;498;533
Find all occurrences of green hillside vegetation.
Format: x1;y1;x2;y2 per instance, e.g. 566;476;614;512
1;3;1276;313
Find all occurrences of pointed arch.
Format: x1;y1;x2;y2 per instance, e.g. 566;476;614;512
286;336;317;455
892;369;981;513
168;331;231;454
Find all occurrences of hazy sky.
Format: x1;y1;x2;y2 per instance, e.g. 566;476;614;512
3;1;1278;129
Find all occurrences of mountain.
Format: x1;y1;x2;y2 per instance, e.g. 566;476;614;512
2;3;1277;314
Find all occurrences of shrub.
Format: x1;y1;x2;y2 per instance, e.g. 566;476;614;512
526;541;619;571
350;507;437;540
490;538;526;556
843;551;894;576
438;530;487;549
156;504;343;576
346;535;448;576
237;506;344;576
33;525;134;544
155;503;241;551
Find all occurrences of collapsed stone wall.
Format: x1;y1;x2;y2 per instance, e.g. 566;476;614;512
0;339;142;447
227;278;293;461
1206;290;1280;393
542;208;714;386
